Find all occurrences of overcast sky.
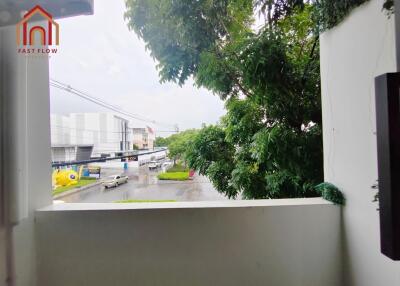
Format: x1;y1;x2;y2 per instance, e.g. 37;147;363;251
50;0;226;135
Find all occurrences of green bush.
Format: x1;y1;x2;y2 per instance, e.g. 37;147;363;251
166;164;189;173
80;176;97;180
158;172;189;181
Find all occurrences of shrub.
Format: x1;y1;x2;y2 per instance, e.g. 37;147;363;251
158;172;189;181
80;176;97;180
166;164;189;173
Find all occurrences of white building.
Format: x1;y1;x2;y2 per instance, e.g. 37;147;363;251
132;126;155;150
50;114;93;162
50;114;71;145
51;113;131;158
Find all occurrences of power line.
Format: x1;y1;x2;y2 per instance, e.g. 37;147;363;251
51;132;124;144
50;79;177;129
51;124;127;134
52;148;168;167
50;79;152;122
51;124;177;134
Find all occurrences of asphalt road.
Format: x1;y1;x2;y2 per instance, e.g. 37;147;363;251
61;166;229;203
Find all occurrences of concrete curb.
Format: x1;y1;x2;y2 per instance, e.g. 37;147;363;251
53;181;102;200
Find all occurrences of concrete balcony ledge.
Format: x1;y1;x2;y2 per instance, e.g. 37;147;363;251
35;197;341;286
38;197;333;212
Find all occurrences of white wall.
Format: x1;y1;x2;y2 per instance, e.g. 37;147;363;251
0;23;53;286
51;147;76;162
320;0;400;285
36;199;341;286
69;113;129;156
50;114;71;145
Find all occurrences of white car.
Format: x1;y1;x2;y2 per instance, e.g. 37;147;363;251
162;161;173;169
148;161;161;170
102;175;128;188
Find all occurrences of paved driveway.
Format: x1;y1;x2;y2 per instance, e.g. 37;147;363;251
61;167;229;203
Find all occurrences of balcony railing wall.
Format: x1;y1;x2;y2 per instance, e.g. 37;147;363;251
36;199;341;286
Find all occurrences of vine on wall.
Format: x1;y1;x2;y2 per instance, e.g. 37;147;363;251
316;0;394;31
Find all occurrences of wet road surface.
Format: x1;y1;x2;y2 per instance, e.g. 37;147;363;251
61;167;229;203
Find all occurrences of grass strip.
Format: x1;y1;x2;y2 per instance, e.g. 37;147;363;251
166;164;189;173
158;171;189;181
52;179;97;196
114;199;176;203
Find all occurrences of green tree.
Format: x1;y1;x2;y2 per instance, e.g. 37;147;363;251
154;137;169;147
125;0;253;85
164;130;199;164
125;1;323;199
185;125;237;198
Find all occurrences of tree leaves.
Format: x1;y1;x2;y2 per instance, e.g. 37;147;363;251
125;1;337;200
161;129;199;161
125;0;253;85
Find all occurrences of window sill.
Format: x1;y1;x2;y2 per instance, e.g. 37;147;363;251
37;197;332;212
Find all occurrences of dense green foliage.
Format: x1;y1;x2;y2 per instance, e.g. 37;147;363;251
154;137;169;147
125;0;253;85
185;125;237;197
164;130;199;162
186;4;323;199
125;0;384;202
154;130;199;161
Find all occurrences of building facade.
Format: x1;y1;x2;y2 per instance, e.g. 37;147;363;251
132;126;155;150
50;114;93;162
51;113;132;159
51;144;94;163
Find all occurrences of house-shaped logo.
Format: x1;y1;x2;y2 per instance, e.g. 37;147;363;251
16;5;59;52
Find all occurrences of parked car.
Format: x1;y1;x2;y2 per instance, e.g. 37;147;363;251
162;161;173;168
102;174;128;188
148;161;161;170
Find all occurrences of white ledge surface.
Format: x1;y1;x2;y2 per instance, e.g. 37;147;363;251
38;197;332;212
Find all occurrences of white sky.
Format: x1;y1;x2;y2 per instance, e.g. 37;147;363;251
50;0;226;136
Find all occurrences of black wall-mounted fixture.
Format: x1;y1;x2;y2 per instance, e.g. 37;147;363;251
375;72;400;261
